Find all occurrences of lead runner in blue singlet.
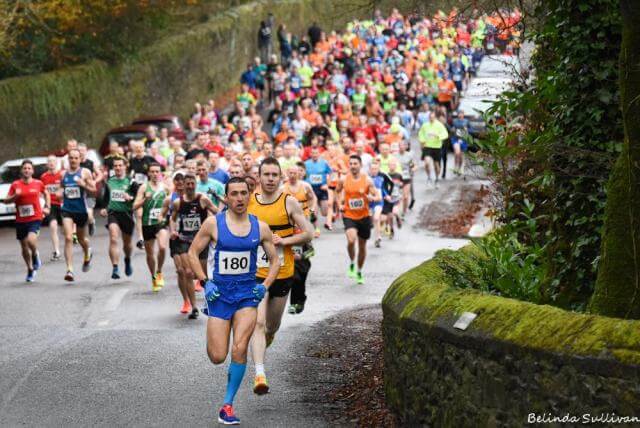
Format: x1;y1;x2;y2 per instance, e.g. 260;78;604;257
188;176;280;425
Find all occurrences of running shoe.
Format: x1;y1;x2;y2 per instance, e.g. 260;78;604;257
32;252;41;271
188;308;199;319
218;404;240;425
155;272;165;288
82;249;92;272
374;238;381;248
124;257;133;276
26;269;35;283
136;239;144;250
295;303;305;314
194;279;204;292
180;301;191;314
253;374;269;395
288;304;297;314
152;275;162;292
88;221;95;236
51;251;61;261
64;270;74;282
357;272;364;285
111;265;121;280
324;223;333;231
347;263;357;279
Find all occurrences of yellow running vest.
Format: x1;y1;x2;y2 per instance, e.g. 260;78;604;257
248;192;294;279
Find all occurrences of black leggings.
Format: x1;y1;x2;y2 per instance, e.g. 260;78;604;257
290;258;311;306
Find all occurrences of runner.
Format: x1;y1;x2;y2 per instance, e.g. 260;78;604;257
169;172;219;319
3;160;50;282
60;149;96;282
129;140;156;250
451;109;470;176
382;159;404;239
161;171;194;313
40;155;63;260
336;155;381;284
283;163;317;314
248;157;313;394
418;113;449;187
187;177;280;425
78;143;103;236
368;160;388;248
304;146;332;233
133;163;170;291
196;160;226;208
99;157;136;280
396;140;417;217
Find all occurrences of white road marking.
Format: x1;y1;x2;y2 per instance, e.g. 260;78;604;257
104;288;129;312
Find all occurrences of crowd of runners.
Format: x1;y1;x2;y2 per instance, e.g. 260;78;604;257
3;7;519;424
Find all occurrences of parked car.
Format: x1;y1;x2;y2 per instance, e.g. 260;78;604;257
0;157;48;222
99;124;149;157
131;115;186;140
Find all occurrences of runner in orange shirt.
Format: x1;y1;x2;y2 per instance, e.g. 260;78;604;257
336;154;380;285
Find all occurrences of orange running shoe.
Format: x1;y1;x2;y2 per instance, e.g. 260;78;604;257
180;301;191;314
194;279;203;292
253;374;269;395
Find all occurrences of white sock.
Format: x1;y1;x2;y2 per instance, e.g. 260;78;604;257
255;363;265;377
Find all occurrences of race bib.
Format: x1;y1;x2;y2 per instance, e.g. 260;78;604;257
134;173;148;184
292;246;303;257
453;73;462;82
149;208;161;221
218;251;251;275
182;217;201;232
110;189;126;202
256;245;284;268
64;187;81;199
348;198;364;210
309;174;323;185
46;184;59;194
487;42;494;50
18;204;34;217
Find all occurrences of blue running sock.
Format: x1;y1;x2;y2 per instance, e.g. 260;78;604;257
223;361;246;405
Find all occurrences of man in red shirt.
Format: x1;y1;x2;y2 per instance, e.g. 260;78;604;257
40;155;63;260
4;160;50;282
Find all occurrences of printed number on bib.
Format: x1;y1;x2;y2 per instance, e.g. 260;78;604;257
348;198;364;210
292;246;303;256
182;217;201;232
18;204;35;217
256;245;284;268
309;174;323;185
149;208;161;221
46;184;58;194
111;190;126;202
64;187;81;199
218;251;250;275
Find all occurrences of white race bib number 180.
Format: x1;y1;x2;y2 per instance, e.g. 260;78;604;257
256;245;284;268
218;251;250;275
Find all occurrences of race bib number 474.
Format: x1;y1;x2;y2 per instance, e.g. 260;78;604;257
256;245;284;268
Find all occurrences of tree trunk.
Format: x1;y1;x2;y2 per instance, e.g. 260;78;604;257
589;0;640;318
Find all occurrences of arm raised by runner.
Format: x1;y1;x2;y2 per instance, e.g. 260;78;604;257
188;216;218;281
132;183;148;210
259;220;280;289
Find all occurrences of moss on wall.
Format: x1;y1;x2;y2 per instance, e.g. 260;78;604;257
384;246;640;365
383;246;640;425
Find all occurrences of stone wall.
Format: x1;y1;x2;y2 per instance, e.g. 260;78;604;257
382;247;640;426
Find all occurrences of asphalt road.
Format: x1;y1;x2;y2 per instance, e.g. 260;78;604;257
0;161;471;427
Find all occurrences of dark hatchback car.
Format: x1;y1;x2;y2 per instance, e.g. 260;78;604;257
99;124;149;157
131;115;186;140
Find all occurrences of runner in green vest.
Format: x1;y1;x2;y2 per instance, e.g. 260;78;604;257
133;163;169;292
100;157;136;280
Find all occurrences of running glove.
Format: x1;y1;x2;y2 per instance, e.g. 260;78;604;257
253;284;267;301
204;280;220;302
